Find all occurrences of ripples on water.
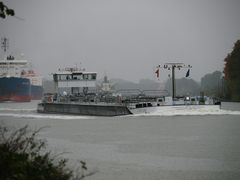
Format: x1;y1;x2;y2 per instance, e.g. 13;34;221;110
1;101;240;180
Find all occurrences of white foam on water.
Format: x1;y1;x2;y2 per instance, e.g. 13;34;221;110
0;113;94;120
1;105;240;119
0;108;36;112
131;105;240;117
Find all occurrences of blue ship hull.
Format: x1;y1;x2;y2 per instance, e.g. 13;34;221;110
0;77;31;102
31;85;43;100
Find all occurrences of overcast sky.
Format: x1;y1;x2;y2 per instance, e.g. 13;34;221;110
1;0;240;82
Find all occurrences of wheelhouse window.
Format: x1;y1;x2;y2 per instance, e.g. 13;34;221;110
54;73;96;81
91;74;96;80
72;73;83;80
83;74;88;80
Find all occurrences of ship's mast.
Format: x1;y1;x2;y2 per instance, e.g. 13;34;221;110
1;37;8;53
157;63;192;101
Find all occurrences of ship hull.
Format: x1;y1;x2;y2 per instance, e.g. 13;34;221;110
31;85;43;100
0;77;31;102
37;102;132;116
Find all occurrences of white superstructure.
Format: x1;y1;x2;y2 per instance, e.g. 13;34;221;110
24;70;43;86
53;67;97;94
0;56;28;78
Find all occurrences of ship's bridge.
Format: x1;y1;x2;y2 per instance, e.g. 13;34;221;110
0;58;28;77
53;70;97;88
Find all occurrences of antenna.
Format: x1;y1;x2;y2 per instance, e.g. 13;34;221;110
1;37;9;52
157;63;192;100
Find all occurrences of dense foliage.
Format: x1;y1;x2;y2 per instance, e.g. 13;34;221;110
0;1;15;19
224;40;240;101
0;125;73;180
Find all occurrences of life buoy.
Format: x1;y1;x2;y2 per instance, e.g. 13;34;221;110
48;96;53;102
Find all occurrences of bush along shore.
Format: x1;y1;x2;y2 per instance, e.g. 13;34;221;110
0;124;94;180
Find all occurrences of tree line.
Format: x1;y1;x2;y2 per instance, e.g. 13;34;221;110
223;40;240;101
165;40;240;102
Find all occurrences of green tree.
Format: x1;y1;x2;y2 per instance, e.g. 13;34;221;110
201;71;223;97
0;1;15;19
224;40;240;101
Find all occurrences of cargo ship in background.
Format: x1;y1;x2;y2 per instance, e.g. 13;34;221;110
0;55;31;102
0;37;43;102
24;69;43;100
0;55;43;102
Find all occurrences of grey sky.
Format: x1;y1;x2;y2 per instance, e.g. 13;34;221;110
1;0;240;82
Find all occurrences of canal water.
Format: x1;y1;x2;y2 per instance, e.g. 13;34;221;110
1;101;240;180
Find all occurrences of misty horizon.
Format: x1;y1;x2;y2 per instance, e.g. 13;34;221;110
1;0;240;83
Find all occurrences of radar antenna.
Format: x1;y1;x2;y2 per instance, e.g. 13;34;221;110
156;63;192;100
